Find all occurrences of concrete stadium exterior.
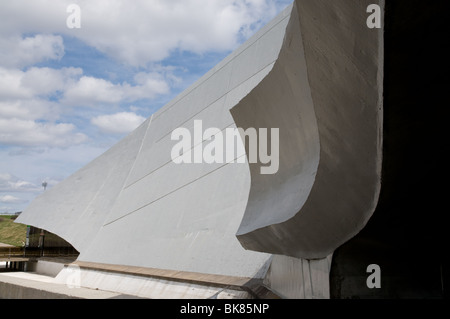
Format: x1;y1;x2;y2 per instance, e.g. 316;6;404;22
12;0;385;299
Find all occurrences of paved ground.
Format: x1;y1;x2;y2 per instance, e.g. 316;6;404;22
0;272;145;299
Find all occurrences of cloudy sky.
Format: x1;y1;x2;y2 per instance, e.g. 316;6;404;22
0;0;292;214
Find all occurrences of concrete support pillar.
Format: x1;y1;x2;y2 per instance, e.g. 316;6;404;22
264;254;333;299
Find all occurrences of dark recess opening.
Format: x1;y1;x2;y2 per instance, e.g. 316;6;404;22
330;0;449;299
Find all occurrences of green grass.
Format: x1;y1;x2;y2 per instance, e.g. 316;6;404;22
0;215;27;247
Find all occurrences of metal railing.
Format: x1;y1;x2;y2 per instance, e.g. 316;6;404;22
0;247;23;259
0;246;79;259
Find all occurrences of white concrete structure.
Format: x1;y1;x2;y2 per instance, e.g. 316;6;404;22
15;0;384;299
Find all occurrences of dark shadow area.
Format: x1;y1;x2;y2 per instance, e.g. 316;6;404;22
24;226;79;258
330;0;449;299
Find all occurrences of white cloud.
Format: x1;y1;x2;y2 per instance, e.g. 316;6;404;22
0;66;88;149
0;173;38;193
62;72;171;106
0;66;163;148
0;145;107;190
20;67;82;96
65;0;280;67
0;99;58;121
0;66;165;149
128;72;171;99
0;34;64;68
63;76;125;105
0;0;285;68
0;118;88;148
0;66;82;102
0;143;109;213
0;66;169;113
0;67;34;100
0;195;27;204
0;173;49;213
91;112;146;134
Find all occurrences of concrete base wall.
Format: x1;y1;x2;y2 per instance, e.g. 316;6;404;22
26;260;65;277
0;280;77;299
264;255;332;299
54;266;252;299
0;266;253;299
2;258;331;299
0;272;124;299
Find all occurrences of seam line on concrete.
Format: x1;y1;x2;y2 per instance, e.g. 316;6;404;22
309;261;314;298
73;115;155;250
104;153;246;227
154;62;276;144
125;114;154;186
122;114;155;188
124;121;235;190
152;14;290;121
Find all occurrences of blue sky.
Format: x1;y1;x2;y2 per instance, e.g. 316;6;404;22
0;0;292;214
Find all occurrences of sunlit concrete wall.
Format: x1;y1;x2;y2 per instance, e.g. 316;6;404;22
17;4;293;279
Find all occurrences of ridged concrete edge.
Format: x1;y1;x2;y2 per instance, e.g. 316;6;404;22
233;0;384;259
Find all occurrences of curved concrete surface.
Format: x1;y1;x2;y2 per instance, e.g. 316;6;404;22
16;0;384;296
233;0;384;259
16;4;293;279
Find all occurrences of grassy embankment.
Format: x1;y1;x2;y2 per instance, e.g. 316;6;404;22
0;215;27;247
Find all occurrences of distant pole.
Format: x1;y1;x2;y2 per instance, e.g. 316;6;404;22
39;229;45;257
